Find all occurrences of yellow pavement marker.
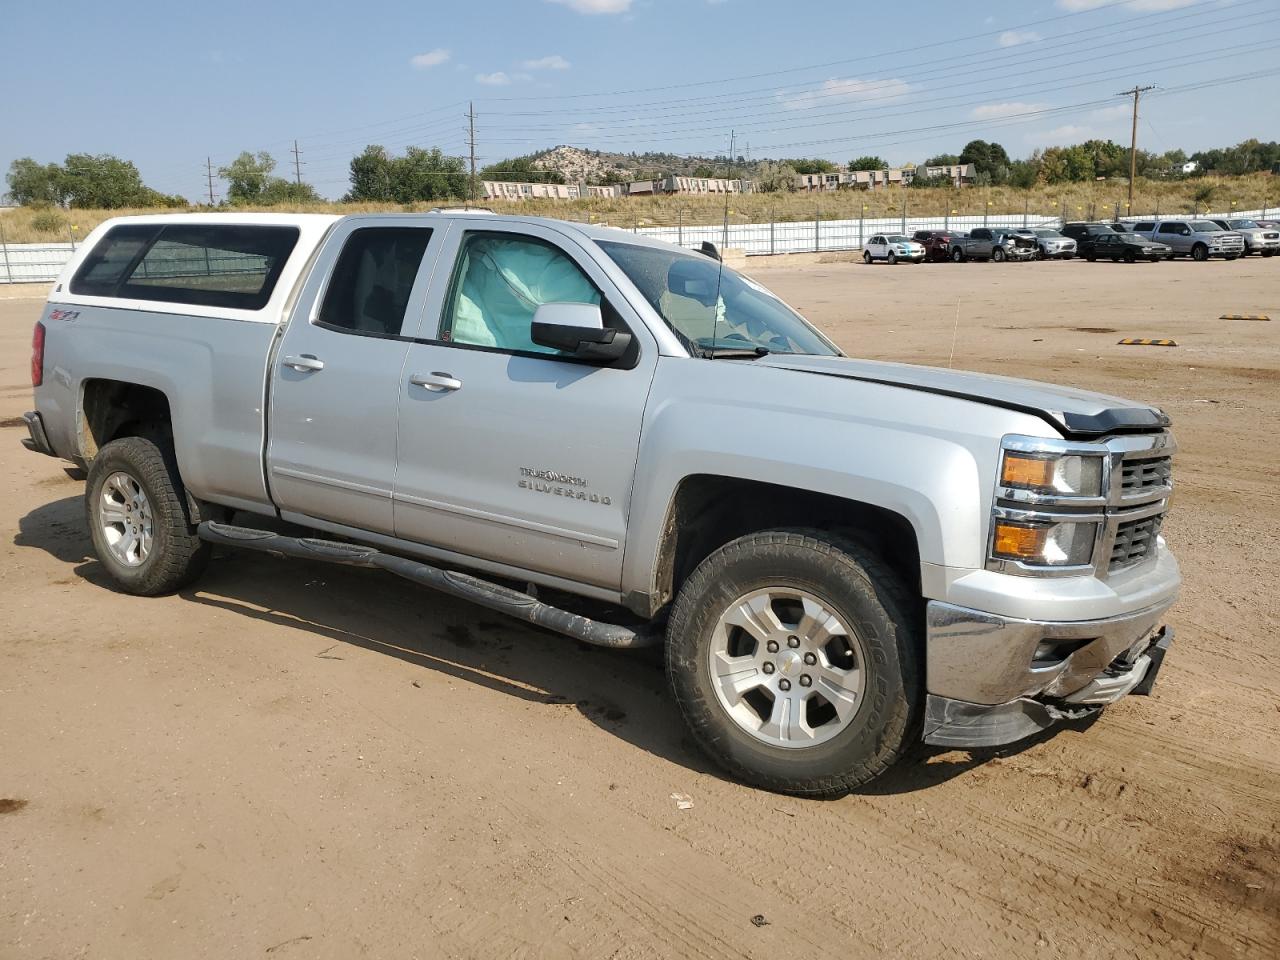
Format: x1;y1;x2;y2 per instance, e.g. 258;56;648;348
1118;338;1177;347
1218;314;1271;321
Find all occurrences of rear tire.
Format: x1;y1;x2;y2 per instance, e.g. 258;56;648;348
666;529;921;797
85;436;210;596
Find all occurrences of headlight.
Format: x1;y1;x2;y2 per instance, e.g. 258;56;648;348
999;450;1104;498
992;518;1098;566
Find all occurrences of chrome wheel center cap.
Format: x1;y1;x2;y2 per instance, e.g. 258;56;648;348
777;649;803;676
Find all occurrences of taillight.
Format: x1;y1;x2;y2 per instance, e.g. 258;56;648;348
31;321;45;387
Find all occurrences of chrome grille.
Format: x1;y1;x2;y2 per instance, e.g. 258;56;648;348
1120;456;1172;497
1111;513;1164;571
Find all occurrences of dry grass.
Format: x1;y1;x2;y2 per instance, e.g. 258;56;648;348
1;175;1275;243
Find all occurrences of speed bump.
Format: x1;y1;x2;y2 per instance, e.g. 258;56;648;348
1218;314;1271;321
1118;338;1177;347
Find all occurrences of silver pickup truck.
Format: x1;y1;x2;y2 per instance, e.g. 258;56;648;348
948;227;1036;262
22;212;1180;796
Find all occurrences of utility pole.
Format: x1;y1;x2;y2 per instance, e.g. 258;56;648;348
466;102;478;208
205;157;216;206
291;139;304;185
1117;84;1155;212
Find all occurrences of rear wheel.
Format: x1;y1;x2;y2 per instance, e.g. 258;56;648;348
666;530;921;796
85;436;210;595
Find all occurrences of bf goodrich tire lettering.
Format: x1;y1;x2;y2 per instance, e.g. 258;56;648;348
666;530;921;797
86;436;210;596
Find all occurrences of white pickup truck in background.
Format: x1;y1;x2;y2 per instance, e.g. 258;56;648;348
22;212;1180;795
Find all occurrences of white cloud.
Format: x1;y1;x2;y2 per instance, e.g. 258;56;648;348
1089;103;1132;121
410;48;450;69
522;54;571;70
476;71;512;86
1057;0;1195;10
781;76;910;111
998;29;1041;46
970;101;1050;120
546;0;633;13
1024;124;1098;146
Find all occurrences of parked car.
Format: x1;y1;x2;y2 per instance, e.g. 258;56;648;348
949;228;1036;262
22;211;1181;796
911;229;965;262
1078;231;1173;263
863;234;925;264
1204;218;1279;257
1061;222;1128;245
1127;220;1245;261
1025;228;1077;260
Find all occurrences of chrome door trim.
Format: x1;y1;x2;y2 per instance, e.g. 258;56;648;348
391;490;620;549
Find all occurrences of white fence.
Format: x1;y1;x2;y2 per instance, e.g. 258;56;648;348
1;208;1272;284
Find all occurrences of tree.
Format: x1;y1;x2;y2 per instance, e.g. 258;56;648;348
346;145;467;203
755;161;799;193
480;155;564;183
959;140;1011;184
1006;158;1038;189
789;158;836;175
218;151;276;204
924;153;960;166
690;164;716;178
848;156;888;171
60;153;153;208
5;158;65;206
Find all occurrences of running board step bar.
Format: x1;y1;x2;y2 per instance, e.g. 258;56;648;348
197;521;659;650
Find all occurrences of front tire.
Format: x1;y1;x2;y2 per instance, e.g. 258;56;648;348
666;530;921;797
992;247;1007;263
863;250;872;264
887;251;897;265
86;436;210;596
1192;243;1209;262
951;247;965;263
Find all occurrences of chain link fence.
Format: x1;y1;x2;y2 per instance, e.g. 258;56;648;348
2;207;1273;284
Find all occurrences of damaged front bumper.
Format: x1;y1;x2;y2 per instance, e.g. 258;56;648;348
922;598;1174;748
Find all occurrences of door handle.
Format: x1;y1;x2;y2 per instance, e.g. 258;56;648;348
410;372;463;393
283;354;325;372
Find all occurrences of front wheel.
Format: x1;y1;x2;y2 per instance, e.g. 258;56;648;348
1124;250;1137;264
992;247;1007;263
887;251;897;265
951;247;965;263
863;250;872;264
666;530;921;797
85;436;210;595
1191;243;1209;262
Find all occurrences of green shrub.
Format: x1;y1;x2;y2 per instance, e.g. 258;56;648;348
30;210;66;234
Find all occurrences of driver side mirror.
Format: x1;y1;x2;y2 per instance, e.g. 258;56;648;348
1181;228;1192;236
530;302;632;363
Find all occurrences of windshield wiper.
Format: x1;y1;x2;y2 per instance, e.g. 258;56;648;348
698;346;771;359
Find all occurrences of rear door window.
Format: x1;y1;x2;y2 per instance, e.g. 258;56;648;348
1158;223;1184;235
71;223;300;310
317;227;433;337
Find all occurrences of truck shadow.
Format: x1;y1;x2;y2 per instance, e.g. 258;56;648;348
15;496;1091;797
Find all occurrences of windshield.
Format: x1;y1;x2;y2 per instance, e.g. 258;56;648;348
1229;219;1259;229
1118;233;1146;242
1032;229;1061;238
598;241;839;357
1190;220;1221;232
886;235;910;243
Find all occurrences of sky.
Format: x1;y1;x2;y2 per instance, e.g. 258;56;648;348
2;0;1278;201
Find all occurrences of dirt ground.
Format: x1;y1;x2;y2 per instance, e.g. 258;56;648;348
1;255;1278;959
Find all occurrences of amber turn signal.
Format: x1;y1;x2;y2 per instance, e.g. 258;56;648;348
992;521;1048;560
1000;453;1055;490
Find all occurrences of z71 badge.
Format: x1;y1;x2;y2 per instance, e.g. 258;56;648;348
518;467;611;505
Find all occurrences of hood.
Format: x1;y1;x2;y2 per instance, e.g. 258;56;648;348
755;354;1170;438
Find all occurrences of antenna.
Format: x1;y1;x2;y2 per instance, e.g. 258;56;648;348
708;129;735;361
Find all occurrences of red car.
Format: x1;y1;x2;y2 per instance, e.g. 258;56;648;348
911;230;964;262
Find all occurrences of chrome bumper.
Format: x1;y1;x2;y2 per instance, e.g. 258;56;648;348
922;598;1175;748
